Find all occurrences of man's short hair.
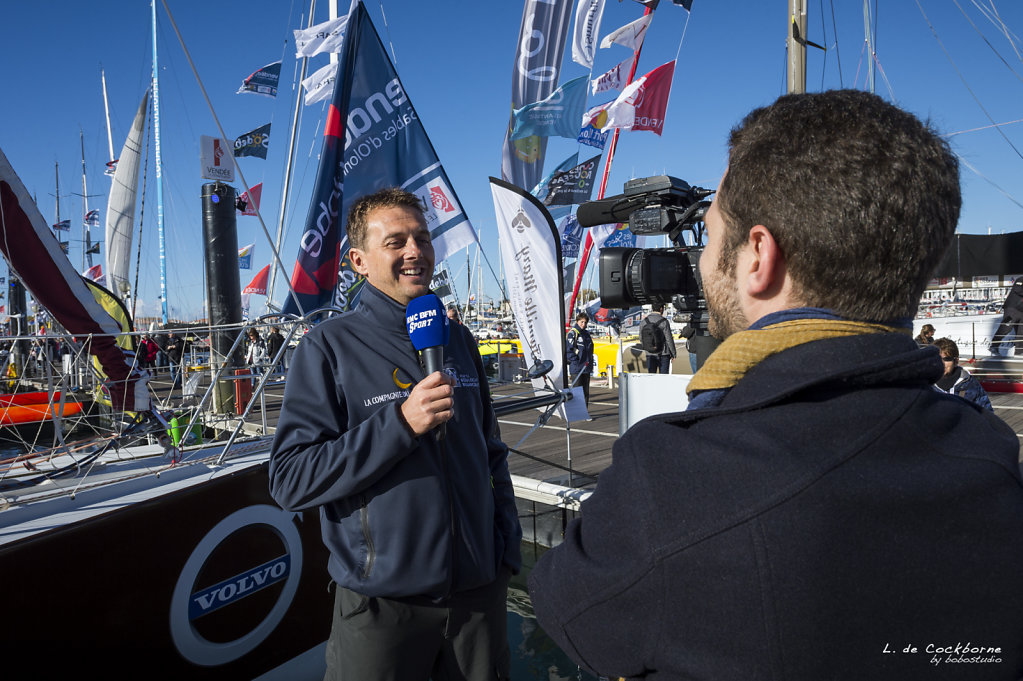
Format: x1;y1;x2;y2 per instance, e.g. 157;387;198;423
651;303;664;313
575;312;590;323
934;337;959;362
718;89;961;322
346;188;427;251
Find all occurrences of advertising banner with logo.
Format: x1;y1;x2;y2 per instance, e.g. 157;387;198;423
490;177;567;394
283;2;476;316
200;135;235;181
544;154;601;206
572;0;607;69
233;123;271;159
509;76;589;141
237;60;281;98
501;0;573;192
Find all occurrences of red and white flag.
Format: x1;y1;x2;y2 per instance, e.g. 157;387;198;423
603;60;675;135
599;13;651;51
237;183;262;217
243;264;270;296
83;263;104;283
591;55;634;95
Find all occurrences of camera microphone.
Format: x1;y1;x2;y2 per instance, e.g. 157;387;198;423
576;193;642;227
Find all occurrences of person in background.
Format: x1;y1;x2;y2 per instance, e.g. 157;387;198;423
679;312;700;373
446;305;461;325
265;325;285;373
914;323;935;346
138;333;159;371
269;187;520;681
528;90;1023;679
990;276;1023;355
933;337;992;410
244;327;266;386
163;330;184;388
639;303;676;373
566;312;594;410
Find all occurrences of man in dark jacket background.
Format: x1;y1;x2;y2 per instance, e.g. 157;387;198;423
528;90;1023;680
269;188;521;681
639;303;676;373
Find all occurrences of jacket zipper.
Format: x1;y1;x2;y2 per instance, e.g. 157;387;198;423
359;494;376;580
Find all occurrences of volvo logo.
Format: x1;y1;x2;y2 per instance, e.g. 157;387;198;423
170;505;303;667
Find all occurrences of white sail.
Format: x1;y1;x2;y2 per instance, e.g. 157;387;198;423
104;92;148;301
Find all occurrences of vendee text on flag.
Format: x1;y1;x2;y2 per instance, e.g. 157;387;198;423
237;60;281;98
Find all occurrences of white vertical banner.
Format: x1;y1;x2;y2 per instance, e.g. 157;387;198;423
490;177;567;395
572;0;607;69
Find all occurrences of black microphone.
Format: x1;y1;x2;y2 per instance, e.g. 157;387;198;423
405;294;451;439
576;192;644;227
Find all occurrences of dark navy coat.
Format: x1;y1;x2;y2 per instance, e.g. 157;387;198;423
529;332;1023;680
269;284;521;599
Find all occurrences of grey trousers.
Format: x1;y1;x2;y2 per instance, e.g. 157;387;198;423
323;569;511;681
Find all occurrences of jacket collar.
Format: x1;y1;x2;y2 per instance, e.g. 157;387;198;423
678;333;943;421
356;282;415;338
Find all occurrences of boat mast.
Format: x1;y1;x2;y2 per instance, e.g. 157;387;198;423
80;130;93;270
152;0;168;324
787;0;807;94
269;0;317;312
101;68;116;168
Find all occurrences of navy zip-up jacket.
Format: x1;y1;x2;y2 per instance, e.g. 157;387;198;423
269;284;521;599
529;332;1023;679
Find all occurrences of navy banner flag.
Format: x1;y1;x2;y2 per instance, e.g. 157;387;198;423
544;154;602;206
233;123;271;159
237;60;282;98
500;0;573;192
283;2;476;316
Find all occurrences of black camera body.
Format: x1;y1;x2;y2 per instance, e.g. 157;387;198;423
578;175;712;312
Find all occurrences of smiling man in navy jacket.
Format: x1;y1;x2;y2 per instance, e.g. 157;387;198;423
528;90;1023;680
269;188;521;681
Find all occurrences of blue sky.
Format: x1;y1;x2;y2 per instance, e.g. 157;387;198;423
1;0;1022;320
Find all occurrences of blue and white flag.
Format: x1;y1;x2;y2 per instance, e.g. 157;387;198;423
237;60;281;98
560;214;582;258
510;76;589;141
572;0;607;69
283;2;476;316
578;103;611;149
238;243;254;270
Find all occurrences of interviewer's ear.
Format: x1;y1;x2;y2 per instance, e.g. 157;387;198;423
743;224;786;297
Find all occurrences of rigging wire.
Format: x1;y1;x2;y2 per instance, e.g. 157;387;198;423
913;0;1023;165
955;0;1023;86
828;0;844;87
970;0;1023;62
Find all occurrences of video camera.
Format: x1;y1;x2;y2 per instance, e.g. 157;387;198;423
577;175;713;312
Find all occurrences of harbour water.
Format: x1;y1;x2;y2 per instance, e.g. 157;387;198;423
508;542;600;681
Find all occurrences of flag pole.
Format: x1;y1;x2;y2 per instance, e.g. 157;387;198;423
567;5;653;323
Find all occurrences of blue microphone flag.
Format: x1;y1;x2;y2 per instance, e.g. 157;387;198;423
405;294;449;351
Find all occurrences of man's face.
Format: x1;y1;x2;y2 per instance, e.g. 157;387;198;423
700;189;749;340
940;351;957;377
349;205;435;306
576;318;588;331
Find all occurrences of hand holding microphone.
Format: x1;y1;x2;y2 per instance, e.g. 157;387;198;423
404;294;451;439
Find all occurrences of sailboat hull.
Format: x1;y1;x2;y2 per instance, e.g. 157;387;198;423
0;458;331;677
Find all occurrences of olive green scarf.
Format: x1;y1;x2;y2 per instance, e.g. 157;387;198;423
686;318;910;395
